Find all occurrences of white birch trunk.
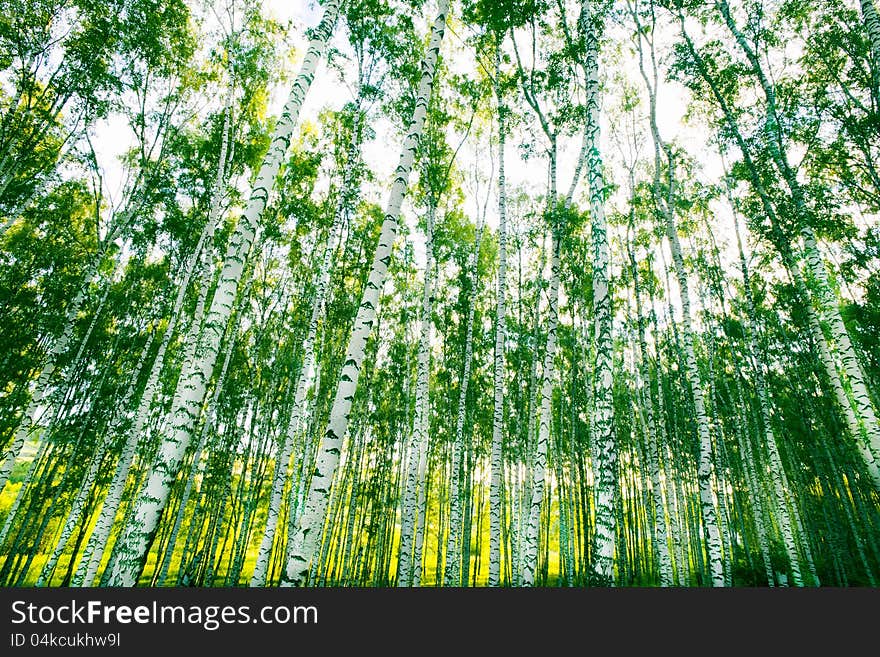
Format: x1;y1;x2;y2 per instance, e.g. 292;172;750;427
443;220;484;587
73;88;237;587
661;211;725;586
488;46;508;588
411;438;431;587
732;212;804;586
281;0;448;587
252;93;363;587
155;289;242;587
517;253;544;584
635;7;725;586
36;331;155;586
106;3;339;585
859;0;880;98
582;2;616;583
522;230;560;587
738;413;775;586
627;227;674;586
250;240;333;586
0;263;102;492
717;0;880;487
703;321;734;586
398;206;436;587
801;228;880;468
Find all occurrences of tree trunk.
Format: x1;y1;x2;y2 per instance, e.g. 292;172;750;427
859;0;880;103
522;225;560;587
281;0;449;587
583;1;616;584
107;1;340;586
488;43;508;588
715;0;880;487
398;203;436;586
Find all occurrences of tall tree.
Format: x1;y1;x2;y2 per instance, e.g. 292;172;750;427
282;0;450;587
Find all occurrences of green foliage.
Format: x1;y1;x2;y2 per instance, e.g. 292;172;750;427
0;0;878;591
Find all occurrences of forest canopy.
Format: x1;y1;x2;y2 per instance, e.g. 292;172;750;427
0;0;879;588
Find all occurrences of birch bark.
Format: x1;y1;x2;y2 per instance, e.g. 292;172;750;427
107;1;341;586
282;0;449;586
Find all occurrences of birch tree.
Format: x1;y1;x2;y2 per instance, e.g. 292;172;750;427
282;0;450;587
108;0;342;585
